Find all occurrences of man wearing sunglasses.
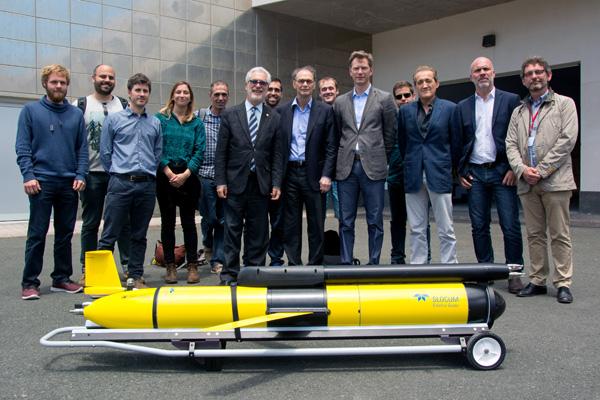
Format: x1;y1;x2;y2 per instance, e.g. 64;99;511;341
215;67;283;285
455;57;524;294
74;64;130;285
506;56;578;304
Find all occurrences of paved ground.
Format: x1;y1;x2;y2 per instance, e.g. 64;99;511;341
1;214;599;400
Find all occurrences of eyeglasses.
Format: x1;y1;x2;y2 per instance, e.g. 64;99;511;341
248;79;268;86
296;79;314;85
524;69;546;77
395;93;413;100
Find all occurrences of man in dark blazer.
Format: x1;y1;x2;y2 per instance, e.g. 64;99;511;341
456;56;524;293
215;67;283;285
398;65;460;264
278;66;337;265
334;50;397;265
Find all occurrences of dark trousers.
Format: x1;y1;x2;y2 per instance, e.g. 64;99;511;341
98;176;156;279
221;174;269;282
156;171;200;264
467;164;524;265
338;160;385;265
198;177;224;266
80;171;130;269
267;198;285;265
388;181;407;264
283;165;325;265
22;177;78;288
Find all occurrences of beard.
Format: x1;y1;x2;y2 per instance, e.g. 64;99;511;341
94;80;115;96
45;87;67;103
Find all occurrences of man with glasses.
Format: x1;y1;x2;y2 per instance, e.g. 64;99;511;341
333;50;397;265
75;64;130;284
456;57;524;293
387;81;416;264
215;67;283;285
197;80;230;274
279;66;336;265
506;56;578;304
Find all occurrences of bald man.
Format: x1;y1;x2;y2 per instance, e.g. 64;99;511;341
455;57;524;293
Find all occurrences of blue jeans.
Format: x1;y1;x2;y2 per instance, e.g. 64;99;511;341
22;177;78;288
467;165;523;265
198;177;224;266
80;172;130;269
98;176;156;279
338;160;385;265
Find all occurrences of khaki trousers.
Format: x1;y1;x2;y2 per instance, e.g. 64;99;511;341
519;187;573;288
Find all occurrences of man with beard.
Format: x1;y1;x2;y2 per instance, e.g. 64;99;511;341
16;64;88;300
506;56;578;303
98;73;162;289
215;67;283;285
266;78;283;108
74;64;130;284
456;57;524;293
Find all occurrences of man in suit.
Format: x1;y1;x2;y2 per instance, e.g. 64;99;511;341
334;50;396;265
398;65;460;264
215;67;283;285
456;57;524;293
279;66;337;265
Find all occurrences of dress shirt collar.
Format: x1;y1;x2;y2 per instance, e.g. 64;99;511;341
245;100;263;114
528;90;549;107
475;88;496;102
352;84;371;98
125;106;148;118
292;97;312;112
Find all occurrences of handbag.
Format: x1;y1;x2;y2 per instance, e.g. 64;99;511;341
152;240;186;267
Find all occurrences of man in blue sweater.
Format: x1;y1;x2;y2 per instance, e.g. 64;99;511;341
16;64;88;300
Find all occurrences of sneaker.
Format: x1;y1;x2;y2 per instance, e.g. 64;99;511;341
210;262;223;274
51;281;83;294
133;278;148;289
21;287;40;300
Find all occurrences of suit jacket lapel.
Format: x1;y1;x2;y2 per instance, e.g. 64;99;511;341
256;106;271;145
359;89;375;132
469;95;477;132
346;94;358;132
491;91;501;128
306;100;317;143
236;105;252;145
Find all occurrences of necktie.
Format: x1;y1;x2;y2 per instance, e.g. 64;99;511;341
249;106;258;171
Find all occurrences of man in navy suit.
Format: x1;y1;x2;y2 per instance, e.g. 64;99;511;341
456;57;524;293
279;66;337;265
398;65;460;264
215;67;283;285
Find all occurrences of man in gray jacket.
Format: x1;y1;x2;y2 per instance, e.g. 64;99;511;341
333;50;397;265
506;56;578;304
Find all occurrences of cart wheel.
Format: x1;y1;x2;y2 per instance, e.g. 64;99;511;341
203;340;227;372
466;332;506;370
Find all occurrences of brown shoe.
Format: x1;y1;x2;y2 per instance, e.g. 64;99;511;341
133;278;148;289
187;262;200;284
508;277;524;294
164;263;178;284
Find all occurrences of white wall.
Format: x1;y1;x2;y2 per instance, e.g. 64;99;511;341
373;0;600;193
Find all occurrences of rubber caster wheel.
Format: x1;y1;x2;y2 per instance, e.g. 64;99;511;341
466;332;506;370
204;357;224;372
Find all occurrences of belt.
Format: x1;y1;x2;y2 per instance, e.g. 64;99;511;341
288;160;306;168
354;153;361;161
113;173;154;182
470;162;496;169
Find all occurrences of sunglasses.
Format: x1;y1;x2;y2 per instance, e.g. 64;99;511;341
395;93;413;100
248;79;268;86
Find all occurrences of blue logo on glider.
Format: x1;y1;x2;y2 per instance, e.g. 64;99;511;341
414;293;429;302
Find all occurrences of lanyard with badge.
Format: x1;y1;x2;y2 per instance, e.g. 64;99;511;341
527;101;543;166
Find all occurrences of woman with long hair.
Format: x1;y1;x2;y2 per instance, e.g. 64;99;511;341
155;81;205;283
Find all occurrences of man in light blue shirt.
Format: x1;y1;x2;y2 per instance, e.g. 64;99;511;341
98;73;162;289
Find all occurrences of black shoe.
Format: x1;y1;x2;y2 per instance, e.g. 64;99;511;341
219;279;236;286
557;287;573;304
508;277;525;294
517;283;547;297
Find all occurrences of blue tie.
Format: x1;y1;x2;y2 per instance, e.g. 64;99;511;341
249;106;258;171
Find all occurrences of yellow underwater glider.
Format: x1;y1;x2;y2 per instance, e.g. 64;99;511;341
41;250;522;371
